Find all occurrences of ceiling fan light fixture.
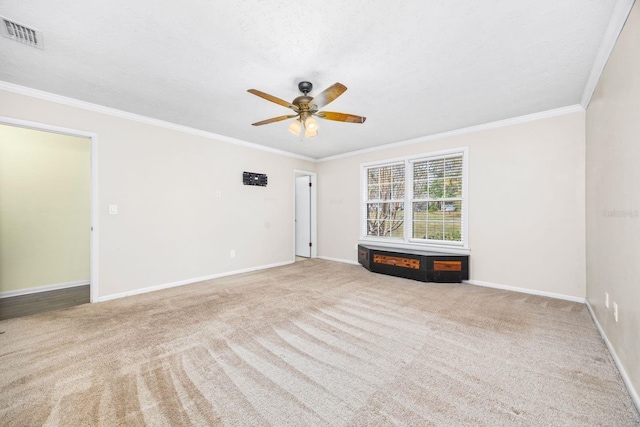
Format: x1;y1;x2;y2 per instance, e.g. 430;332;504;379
248;81;365;140
305;116;318;131
288;119;302;135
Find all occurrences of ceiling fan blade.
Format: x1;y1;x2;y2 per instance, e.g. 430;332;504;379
247;89;298;111
251;114;298;126
311;83;347;109
316;111;366;124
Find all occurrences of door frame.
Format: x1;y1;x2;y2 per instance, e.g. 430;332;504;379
0;116;100;303
293;169;317;260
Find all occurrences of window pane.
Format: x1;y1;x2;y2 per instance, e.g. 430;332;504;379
413;156;463;201
412;202;427;238
412;220;426;239
429;160;445;179
392;164;405;198
413;161;429;180
445;157;463;176
368;184;380;200
409;200;462;242
392;180;404;199
428;178;444;198
366;220;379;236
368;168;379;183
367;164;404;201
413;180;428;199
366;202;404;237
426;221;443;240
427;201;443;220
413;201;428;214
413;161;429;198
444;221;462;242
444;177;462;198
444;157;463;198
390;221;404;238
443;201;462;219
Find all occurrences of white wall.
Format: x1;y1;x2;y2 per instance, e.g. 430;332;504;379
317;111;586;300
586;1;640;401
0;89;315;300
0;125;90;293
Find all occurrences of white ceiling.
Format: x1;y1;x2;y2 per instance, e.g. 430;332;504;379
0;1;625;159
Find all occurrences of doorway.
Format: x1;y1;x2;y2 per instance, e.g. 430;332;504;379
293;170;317;260
0;117;98;306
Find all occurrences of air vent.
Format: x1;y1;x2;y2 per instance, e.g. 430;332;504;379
1;16;43;49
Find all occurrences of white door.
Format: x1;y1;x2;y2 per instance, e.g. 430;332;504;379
295;175;311;257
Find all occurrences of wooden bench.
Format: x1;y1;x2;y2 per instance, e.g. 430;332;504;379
358;244;469;283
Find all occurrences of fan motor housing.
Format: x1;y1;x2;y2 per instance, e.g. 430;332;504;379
293;95;314;111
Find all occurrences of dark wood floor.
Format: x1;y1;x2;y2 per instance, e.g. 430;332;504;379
0;285;90;321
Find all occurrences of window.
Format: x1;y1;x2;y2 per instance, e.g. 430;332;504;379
361;148;467;248
365;163;405;238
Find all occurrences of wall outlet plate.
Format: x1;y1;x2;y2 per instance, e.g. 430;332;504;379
613;302;618;322
605;292;609;308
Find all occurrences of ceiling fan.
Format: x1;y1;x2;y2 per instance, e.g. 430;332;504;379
247;81;366;138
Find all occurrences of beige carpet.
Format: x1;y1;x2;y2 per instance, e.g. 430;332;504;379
1;260;638;426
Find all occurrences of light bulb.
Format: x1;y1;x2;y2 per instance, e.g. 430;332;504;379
305;116;318;131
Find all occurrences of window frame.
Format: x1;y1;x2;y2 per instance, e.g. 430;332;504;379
360;147;469;254
363;161;406;240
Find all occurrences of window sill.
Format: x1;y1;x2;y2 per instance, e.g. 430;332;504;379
359;238;470;255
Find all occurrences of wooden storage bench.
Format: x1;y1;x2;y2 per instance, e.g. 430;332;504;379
357;244;469;283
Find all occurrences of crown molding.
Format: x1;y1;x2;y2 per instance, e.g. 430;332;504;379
0;81;316;162
317;104;585;162
1;81;587;164
581;0;636;108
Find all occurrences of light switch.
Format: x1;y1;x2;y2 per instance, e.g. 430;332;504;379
109;204;118;215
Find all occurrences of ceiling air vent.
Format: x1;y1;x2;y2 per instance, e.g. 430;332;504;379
1;16;43;49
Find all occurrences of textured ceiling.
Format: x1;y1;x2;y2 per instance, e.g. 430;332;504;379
0;1;622;159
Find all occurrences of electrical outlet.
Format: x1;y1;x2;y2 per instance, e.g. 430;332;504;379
605;292;609;309
108;204;118;215
613;302;618;323
354;244;358;250
216;191;222;197
230;250;235;258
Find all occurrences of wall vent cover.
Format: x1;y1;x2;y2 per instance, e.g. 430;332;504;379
1;16;43;49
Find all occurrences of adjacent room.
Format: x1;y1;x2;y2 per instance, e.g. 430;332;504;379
0;1;639;425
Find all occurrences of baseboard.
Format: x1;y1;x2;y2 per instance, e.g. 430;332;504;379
586;301;640;413
97;261;294;302
317;256;360;266
0;279;90;299
465;279;586;303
